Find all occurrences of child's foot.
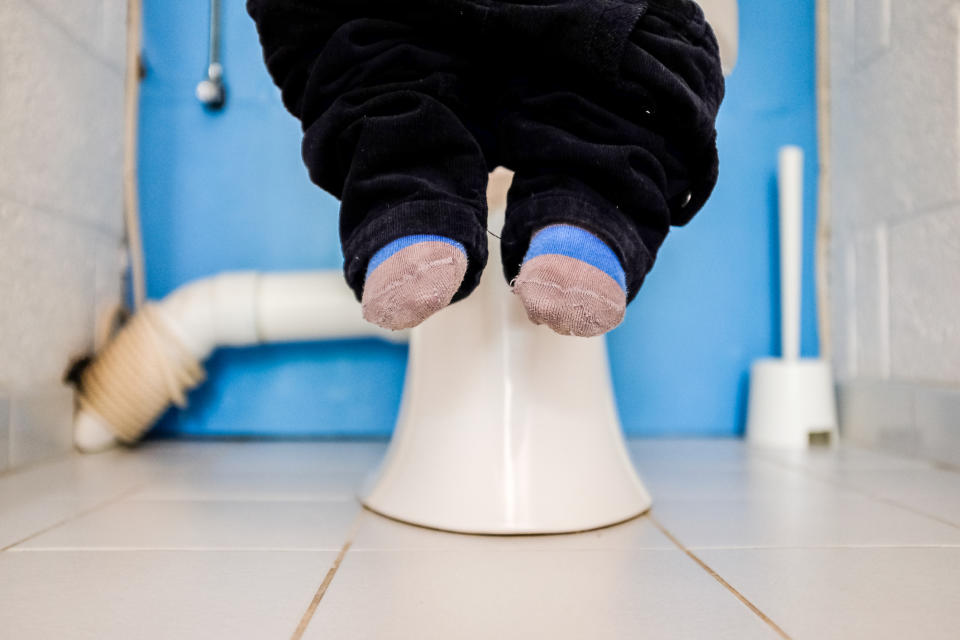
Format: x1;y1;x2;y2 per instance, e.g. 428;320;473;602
512;224;627;337
361;235;468;330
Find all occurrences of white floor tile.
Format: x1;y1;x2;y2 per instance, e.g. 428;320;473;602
303;549;781;640
640;462;821;501
698;547;960;640
19;498;360;551
629;438;759;472
136;440;387;475
132;468;366;502
0;449;158;504
756;443;930;472
0;498;98;550
0;550;336;640
3;438;958;638
0;451;154;548
819;466;960;526
652;488;960;549
754;443;960;527
351;508;674;550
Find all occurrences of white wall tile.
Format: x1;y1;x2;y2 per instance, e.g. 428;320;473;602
0;390;10;473
92;234;126;351
21;0;126;71
888;207;960;382
0;3;127;473
8;383;74;467
915;386;960;468
830;4;960;227
99;0;129;65
829;0;856;84
0;201;99;390
827;0;856;85
854;0;891;66
831;0;960;462
838;379;918;455
889;5;960;216
853;227;890;377
0;1;124;235
829;237;857;380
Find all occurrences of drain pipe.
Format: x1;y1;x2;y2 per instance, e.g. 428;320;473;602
74;271;406;453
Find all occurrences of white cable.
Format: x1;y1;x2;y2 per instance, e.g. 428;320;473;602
815;0;833;359
124;0;147;309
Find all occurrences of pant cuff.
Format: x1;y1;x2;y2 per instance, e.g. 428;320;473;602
500;190;655;304
341;199;489;303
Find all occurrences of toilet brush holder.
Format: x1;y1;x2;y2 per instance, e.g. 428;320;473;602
746;146;839;448
746;358;838;448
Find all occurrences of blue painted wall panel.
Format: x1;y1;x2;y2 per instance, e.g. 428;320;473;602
140;0;818;437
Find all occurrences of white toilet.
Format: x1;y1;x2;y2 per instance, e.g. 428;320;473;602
360;171;651;534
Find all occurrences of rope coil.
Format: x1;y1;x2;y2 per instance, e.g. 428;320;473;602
78;305;205;443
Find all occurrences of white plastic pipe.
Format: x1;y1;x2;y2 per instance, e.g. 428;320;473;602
74;270;405;452
778;146;803;361
155;271;403;360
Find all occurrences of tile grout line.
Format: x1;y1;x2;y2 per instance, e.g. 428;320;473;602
8;546;369;553
289;511;365;640
0;188;123;240
755;454;960;531
21;0;127;75
649;515;793;640
847;490;960;530
0;483;146;553
0;450;78;481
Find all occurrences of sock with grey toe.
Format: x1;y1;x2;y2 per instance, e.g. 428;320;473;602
512;224;627;337
361;235;468;330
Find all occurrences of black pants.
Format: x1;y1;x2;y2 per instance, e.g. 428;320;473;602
247;0;724;303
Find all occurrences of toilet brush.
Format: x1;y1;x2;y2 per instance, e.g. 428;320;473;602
745;146;839;448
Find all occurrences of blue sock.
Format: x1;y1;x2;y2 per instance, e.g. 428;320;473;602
365;234;466;281
522;224;626;291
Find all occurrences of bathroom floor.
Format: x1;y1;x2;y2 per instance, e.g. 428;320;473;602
1;439;958;639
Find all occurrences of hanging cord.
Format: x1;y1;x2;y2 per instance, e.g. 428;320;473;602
124;0;147;309
814;0;832;359
78;306;205;443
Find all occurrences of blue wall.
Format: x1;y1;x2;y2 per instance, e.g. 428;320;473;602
140;0;819;438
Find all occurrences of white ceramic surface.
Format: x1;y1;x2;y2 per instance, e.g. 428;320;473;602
360;205;651;534
746;358;840;448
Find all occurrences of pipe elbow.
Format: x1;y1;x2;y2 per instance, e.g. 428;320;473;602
157;272;260;360
73;269;406;452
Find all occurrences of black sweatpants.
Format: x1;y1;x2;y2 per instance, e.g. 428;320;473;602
247;0;724;303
